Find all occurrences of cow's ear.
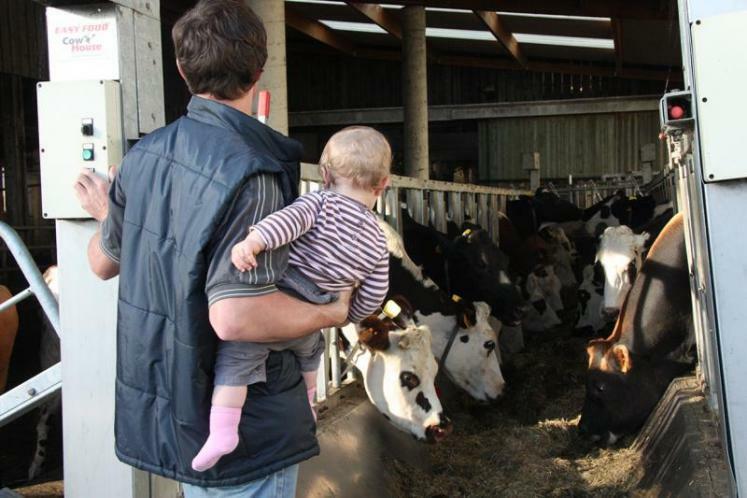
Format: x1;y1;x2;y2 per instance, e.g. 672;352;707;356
358;317;391;351
610;344;633;374
586;339;609;369
636;232;651;247
457;304;477;328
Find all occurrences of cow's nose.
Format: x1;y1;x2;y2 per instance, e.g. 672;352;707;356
484;340;496;352
602;307;619;318
426;413;453;443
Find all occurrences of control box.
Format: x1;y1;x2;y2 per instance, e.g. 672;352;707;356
37;80;123;219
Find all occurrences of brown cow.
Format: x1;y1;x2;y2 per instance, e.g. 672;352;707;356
578;213;693;444
0;285;20;393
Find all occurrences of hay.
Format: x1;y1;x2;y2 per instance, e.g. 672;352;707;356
389;324;643;498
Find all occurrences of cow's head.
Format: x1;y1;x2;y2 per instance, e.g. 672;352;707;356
419;300;505;402
521;273;562;332
596;226;649;316
449;228;524;325
578;339;690;444
531;265;563;312
356;311;452;443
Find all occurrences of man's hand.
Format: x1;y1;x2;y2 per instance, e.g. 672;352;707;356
74;168;114;222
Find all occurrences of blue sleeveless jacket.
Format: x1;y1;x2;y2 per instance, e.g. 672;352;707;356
113;97;319;486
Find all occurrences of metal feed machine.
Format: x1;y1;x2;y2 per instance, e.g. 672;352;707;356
0;3;177;497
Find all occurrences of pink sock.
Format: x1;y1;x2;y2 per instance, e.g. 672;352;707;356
191;406;242;472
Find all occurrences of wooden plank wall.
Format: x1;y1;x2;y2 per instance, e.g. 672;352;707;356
477;110;665;182
0;0;48;80
0;0;55;276
286;51;665;112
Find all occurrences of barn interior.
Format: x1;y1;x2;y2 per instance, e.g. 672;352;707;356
0;0;732;496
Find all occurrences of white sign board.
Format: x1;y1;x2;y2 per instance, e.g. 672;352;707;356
46;6;119;81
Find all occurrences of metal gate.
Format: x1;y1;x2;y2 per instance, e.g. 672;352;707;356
0;222;61;427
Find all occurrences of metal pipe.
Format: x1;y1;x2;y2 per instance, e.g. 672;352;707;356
0;287;33;313
0;222;60;337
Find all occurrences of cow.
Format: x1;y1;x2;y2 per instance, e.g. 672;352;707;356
596;226;650;317
0;285;20;393
537;224;577;293
506;190;582;239
340;299;452;443
28;266;61;479
574;264;609;336
578;213;693;444
521;270;562;333
582;192;627;238
381;220;505;402
583;192;660;238
400;210;524;326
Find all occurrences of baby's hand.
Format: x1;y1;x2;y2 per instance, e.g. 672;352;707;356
231;235;265;272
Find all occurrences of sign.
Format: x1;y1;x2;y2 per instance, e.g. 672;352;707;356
47;6;119;81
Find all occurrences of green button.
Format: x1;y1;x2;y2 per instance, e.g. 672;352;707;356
82;148;94;161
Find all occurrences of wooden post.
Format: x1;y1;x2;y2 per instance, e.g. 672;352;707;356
640;143;656;184
1;75;28;227
431;191;447;234
523;152;541;192
402;6;429;180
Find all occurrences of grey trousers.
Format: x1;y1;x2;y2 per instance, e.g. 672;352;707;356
214;266;334;386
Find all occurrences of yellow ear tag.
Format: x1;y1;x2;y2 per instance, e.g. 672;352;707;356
462;229;472;237
382;300;402;319
451;294;462;303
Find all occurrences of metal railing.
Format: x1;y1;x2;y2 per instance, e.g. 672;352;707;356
300;164;529;401
551;172;675;210
0;222;61;428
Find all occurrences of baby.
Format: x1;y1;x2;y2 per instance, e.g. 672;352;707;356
192;126;392;471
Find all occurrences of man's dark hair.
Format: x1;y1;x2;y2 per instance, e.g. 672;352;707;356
172;0;267;100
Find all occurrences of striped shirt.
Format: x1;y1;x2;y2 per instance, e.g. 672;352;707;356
253;190;389;323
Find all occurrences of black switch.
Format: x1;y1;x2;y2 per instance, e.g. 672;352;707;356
81;118;94;136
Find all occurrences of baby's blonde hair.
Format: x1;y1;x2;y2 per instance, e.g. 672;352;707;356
319;126;392;189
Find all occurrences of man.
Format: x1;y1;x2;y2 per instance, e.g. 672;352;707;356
74;1;349;496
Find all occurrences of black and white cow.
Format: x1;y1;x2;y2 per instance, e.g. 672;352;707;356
381;221;506;402
341;301;452;442
28;265;61;479
574;264;610;335
400;210;524;326
579;213;693;443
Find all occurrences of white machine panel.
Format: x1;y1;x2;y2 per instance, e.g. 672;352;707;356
37;80;123;219
691;10;747;182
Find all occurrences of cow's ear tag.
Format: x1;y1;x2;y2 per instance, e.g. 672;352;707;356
452;294;462;303
462;229;472;236
382;300;402;319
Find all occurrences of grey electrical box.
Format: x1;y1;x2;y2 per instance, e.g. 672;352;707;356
37;80;123;219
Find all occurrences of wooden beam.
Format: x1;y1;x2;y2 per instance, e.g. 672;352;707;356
612;18;624;73
474;10;527;67
436;54;680;81
285;6;358;56
289;95;661;127
356;1;671;20
346;2;402;39
287;45;680;82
